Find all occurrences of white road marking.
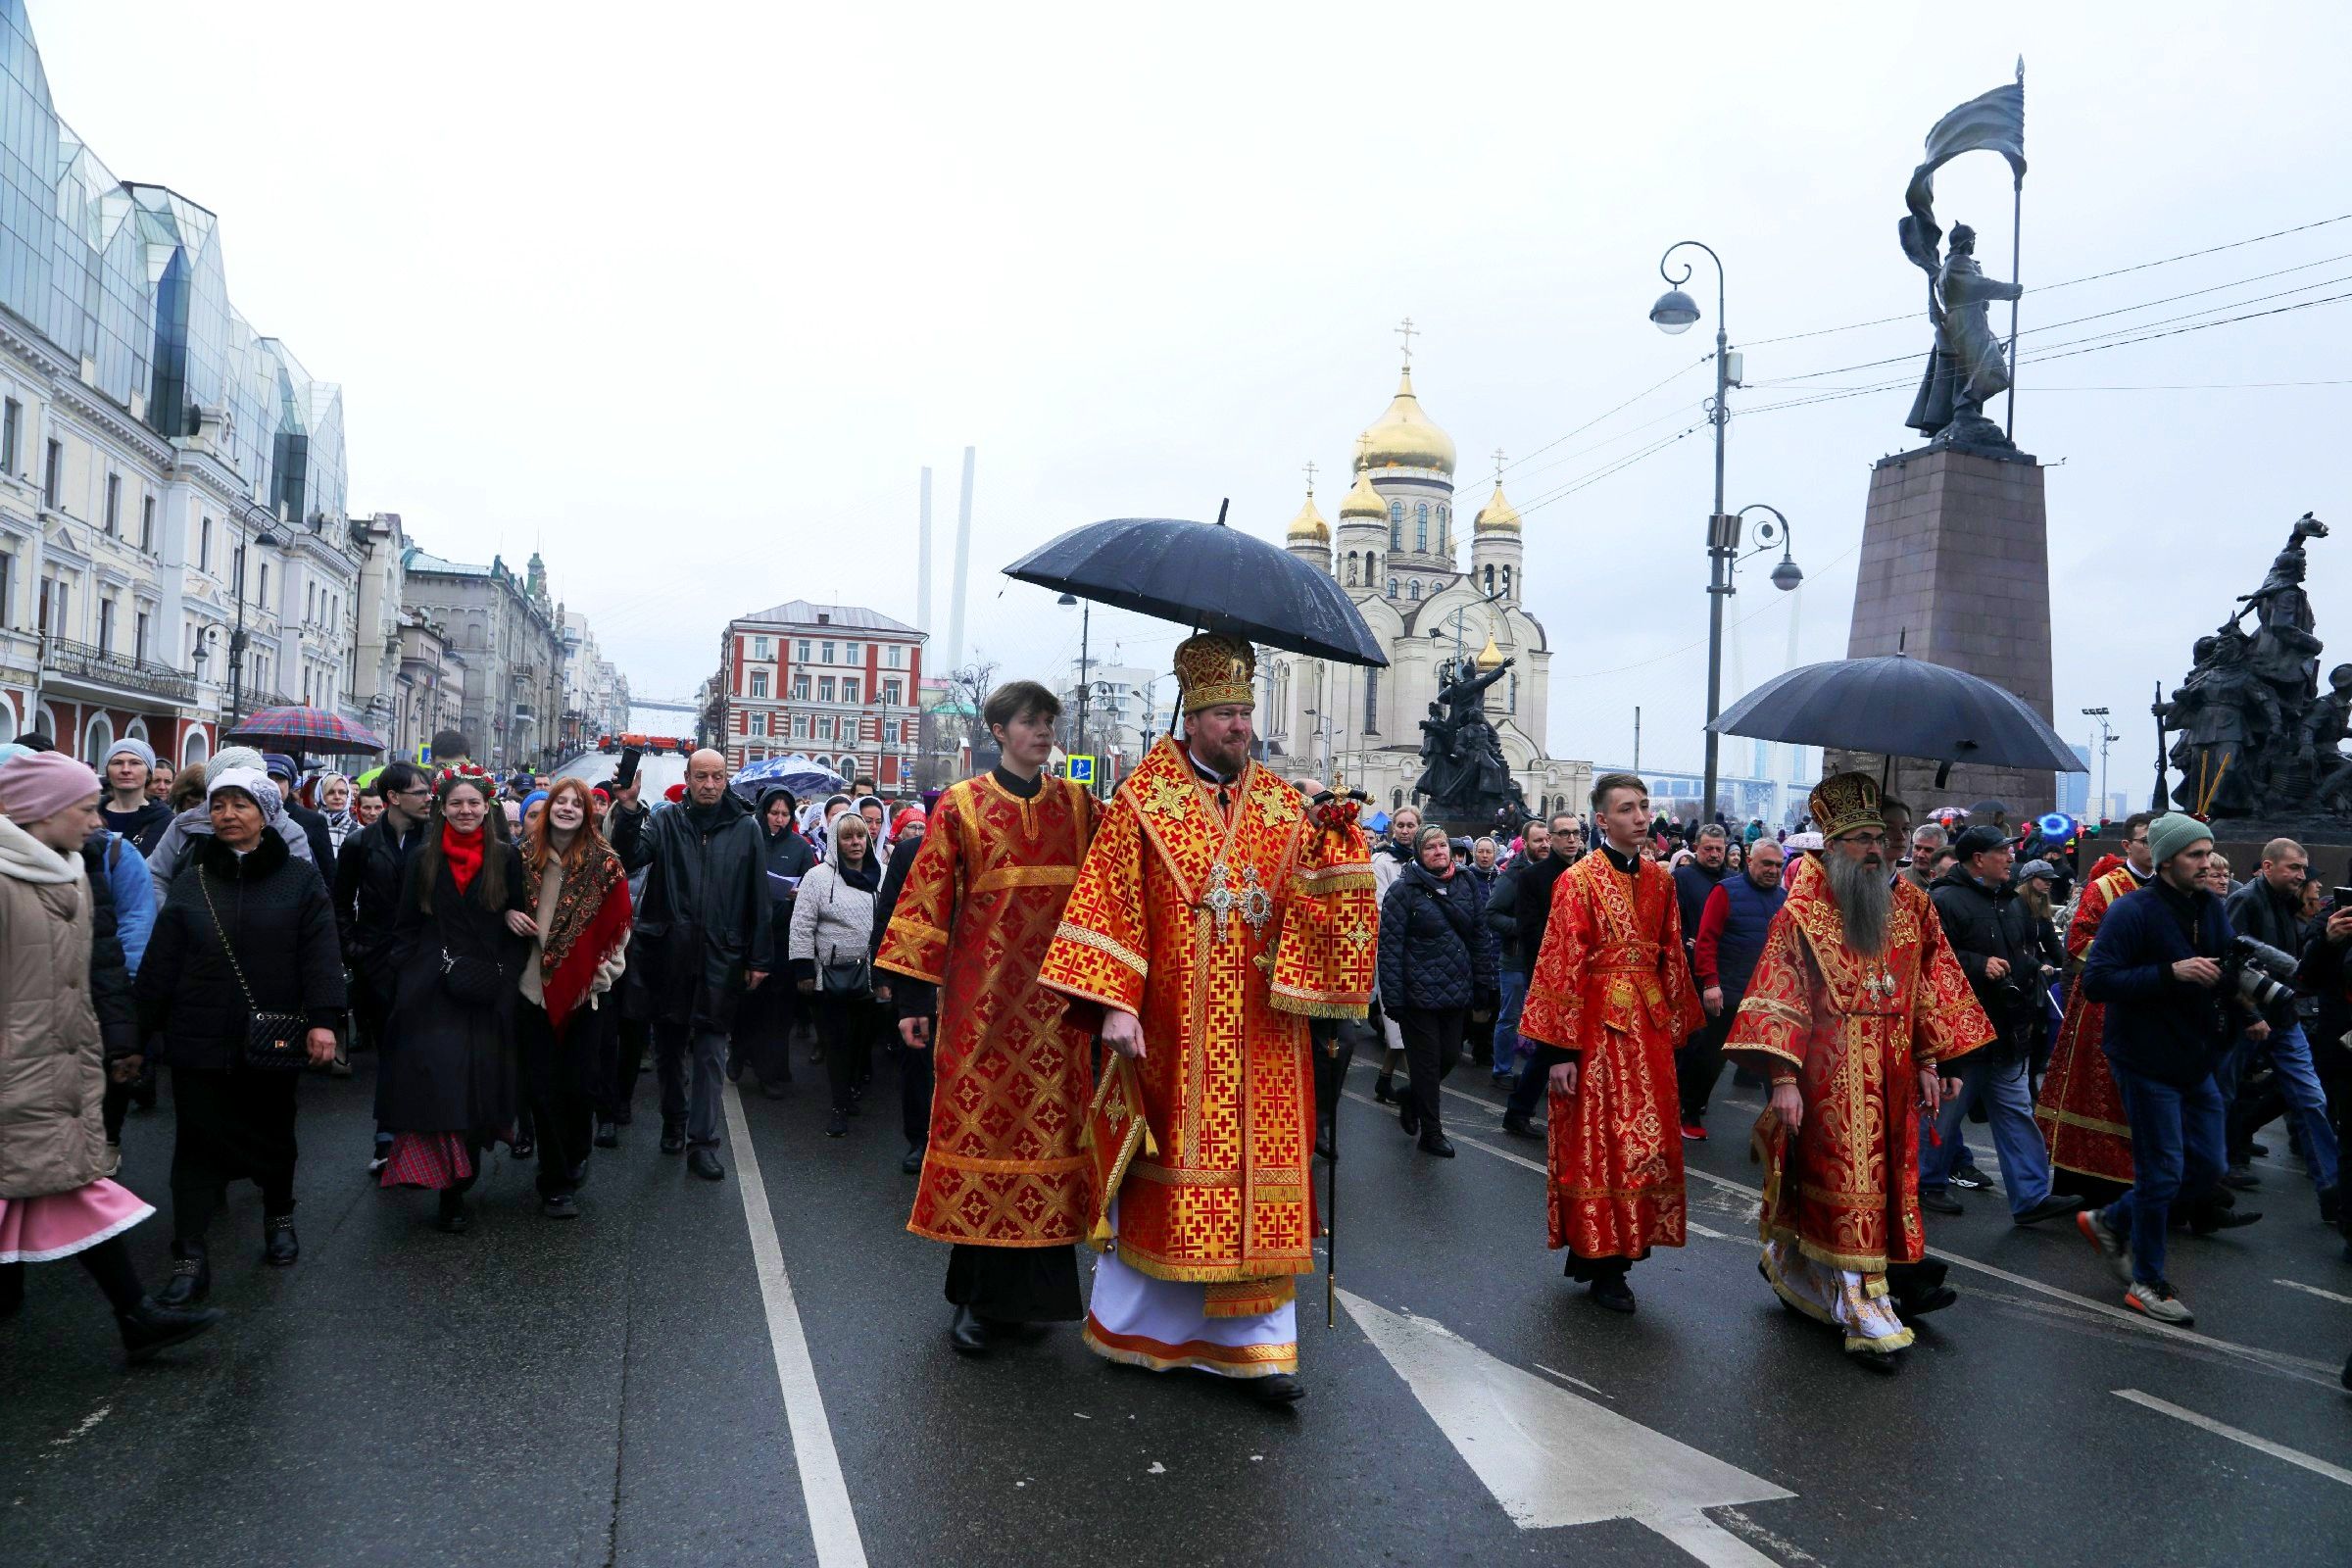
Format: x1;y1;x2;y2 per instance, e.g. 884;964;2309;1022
1341;1290;1790;1563
721;1082;869;1568
1533;1362;1615;1399
2275;1277;2352;1306
2113;1390;2352;1488
43;1402;110;1453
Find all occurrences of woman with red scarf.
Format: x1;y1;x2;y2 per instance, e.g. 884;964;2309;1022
376;771;531;1234
515;778;631;1218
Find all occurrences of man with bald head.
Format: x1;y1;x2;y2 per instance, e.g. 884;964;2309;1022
609;747;774;1180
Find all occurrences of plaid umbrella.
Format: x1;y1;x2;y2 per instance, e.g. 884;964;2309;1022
227;705;388;756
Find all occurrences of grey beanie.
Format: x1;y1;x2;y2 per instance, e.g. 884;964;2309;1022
2147;812;2213;869
105;736;157;770
211;744;267;776
2015;858;2056;883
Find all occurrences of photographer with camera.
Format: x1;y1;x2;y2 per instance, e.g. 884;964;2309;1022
2220;839;2340;1218
2075;815;2247;1325
1920;827;2078;1225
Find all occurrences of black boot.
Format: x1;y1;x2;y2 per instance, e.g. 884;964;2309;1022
1417;1131;1456;1158
263;1215;299;1267
1249;1373;1306;1406
118;1296;224;1363
593;1116;618;1149
950;1304;991;1355
436;1191;469;1235
1372;1074;1397;1104
1589;1269;1637;1314
156;1242;210;1307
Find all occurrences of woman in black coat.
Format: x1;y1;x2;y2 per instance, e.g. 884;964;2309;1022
1376;823;1498;1160
729;786;813;1099
375;771;529;1234
135;769;343;1306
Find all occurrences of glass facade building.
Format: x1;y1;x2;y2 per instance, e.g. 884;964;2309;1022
0;0;344;519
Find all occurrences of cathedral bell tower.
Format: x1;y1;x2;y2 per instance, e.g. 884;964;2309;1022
1469;450;1524;604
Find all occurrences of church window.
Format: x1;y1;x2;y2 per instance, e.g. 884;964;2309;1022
1364;668;1380;733
1365;551;1376;582
1387;577;1397;599
1415;503;1429;550
1346;551;1357;586
1484;564;1494;593
1392;788;1403;809
1502;565;1512;598
1407;579;1422;602
1439;504;1449;527
1389;503;1403;549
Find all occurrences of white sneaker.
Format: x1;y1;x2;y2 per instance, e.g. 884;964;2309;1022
2077;1207;2132;1285
2125;1278;2194;1326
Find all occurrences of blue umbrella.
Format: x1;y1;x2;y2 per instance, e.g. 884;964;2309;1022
731;754;848;803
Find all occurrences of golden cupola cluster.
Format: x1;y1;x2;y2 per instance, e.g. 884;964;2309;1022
1474;478;1522;534
1339;466;1387;521
1286;488;1329;544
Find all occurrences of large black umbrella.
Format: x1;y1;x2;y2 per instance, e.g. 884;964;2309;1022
1710;655;2084;779
1004;515;1388;666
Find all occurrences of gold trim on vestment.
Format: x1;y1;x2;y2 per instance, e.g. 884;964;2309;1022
1082;1319;1298;1377
2034;1104;2133;1139
923;1151;1091;1177
971;865;1079;894
1050;920;1148;977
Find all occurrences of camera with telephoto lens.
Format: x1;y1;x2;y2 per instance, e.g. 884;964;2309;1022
2220;934;2300;1011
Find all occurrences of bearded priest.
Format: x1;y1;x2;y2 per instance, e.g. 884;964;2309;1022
1038;634;1376;1407
1517;771;1703;1315
1725;771;1994;1374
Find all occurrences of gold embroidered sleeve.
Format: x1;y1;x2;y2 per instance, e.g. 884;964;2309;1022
1270;815;1375;1020
875;782;966;985
1723;907;1814;1072
1040;793;1150;1014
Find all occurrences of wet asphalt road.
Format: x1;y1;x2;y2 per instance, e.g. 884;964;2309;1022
6;773;2349;1566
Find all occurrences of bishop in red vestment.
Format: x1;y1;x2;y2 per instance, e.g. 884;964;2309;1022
1517;772;1701;1314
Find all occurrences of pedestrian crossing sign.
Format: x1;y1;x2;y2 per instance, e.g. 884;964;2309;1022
1068;755;1097;784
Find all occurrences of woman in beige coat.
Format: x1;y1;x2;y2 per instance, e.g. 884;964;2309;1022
0;749;222;1362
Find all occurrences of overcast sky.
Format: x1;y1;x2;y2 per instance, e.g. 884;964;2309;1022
30;1;2351;791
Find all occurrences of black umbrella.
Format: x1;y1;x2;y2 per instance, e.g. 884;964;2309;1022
1710;655;2084;781
1004;514;1388;666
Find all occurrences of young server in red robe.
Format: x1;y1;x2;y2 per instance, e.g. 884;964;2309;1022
1517;771;1703;1314
2034;812;2155;1194
874;680;1100;1356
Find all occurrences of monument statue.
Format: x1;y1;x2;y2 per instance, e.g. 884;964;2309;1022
2161;513;2336;817
1903;222;2026;452
1411;654;1527;827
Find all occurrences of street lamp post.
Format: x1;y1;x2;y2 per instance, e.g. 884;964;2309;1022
1649;240;1738;822
1058;593;1091;781
227;518;285;729
2082;707;2114;817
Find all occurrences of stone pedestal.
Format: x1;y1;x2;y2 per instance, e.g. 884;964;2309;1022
1826;444;2056;815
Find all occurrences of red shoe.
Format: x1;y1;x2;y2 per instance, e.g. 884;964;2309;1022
1681;1119;1707;1141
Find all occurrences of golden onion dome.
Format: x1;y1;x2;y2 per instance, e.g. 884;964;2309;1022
1355;368;1456;476
1339;467;1387;520
1476;629;1505;670
1286;489;1329;544
1475;478;1522;534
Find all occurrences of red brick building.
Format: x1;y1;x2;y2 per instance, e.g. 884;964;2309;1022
720;600;924;789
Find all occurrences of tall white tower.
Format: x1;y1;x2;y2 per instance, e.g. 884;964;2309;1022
948;446;974;671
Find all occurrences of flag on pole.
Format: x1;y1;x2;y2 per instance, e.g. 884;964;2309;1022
1897;81;2027;274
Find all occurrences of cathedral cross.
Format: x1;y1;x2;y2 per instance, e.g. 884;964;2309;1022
1493;447;1506;485
1395;317;1418;363
1302;460;1317;493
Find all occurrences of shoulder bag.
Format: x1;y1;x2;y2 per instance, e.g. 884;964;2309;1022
817;870;873;997
197;870;311;1071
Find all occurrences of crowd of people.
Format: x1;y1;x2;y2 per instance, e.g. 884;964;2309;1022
4;675;2346;1397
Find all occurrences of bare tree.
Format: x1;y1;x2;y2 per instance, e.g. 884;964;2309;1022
917;659;999;790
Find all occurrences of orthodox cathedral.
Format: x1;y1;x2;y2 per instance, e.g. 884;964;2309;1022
1258;344;1593;822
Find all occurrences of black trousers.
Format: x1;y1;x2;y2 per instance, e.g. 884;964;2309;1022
170;1064;300;1245
899;1024;935;1146
605;1013;649;1119
1508;1042;1574;1122
818;991;880;1111
732;975;799;1088
1396;1006;1466;1133
1676;1006;1735;1121
0;1236;144;1318
517;1001;597;1198
945;1243;1083;1322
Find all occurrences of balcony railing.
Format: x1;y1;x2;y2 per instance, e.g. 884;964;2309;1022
42;637;196;704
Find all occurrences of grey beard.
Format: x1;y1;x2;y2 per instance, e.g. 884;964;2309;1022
1822;851;1892;956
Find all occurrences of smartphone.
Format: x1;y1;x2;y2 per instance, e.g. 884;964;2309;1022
612;746;642;792
2333;886;2352;906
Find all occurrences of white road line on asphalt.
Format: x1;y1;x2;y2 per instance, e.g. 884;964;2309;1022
1342;1080;2342;1385
2275;1277;2352;1306
1341;1289;1791;1564
1532;1362;1615;1400
721;1082;869;1568
2112;1390;2352;1488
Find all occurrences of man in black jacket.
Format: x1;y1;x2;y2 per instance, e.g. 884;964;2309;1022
2223;838;2341;1214
334;761;430;1170
265;754;335;874
1495;809;1583;1137
1921;826;2075;1225
609;748;773;1182
1482;819;1550;1088
2077;813;2242;1325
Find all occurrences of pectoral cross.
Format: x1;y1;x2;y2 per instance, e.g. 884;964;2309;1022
1204;861;1238;942
1864;968;1897;1002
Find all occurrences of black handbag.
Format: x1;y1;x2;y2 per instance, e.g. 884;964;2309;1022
197;871;310;1071
816;871;872;996
439;948;509;1007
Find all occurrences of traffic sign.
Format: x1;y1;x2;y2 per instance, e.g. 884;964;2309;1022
1068;754;1097;784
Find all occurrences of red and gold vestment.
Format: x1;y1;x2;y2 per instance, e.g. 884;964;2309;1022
1725;855;1994;1272
1518;850;1702;1259
1037;738;1374;1301
2034;857;2139;1185
875;772;1099;1248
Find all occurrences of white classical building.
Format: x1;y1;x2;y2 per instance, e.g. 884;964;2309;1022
1259;353;1592;822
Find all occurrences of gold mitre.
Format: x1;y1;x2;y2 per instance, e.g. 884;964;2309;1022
1175;633;1256;713
1808;771;1885;840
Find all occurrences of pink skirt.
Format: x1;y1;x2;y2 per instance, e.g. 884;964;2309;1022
0;1179;155;1263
